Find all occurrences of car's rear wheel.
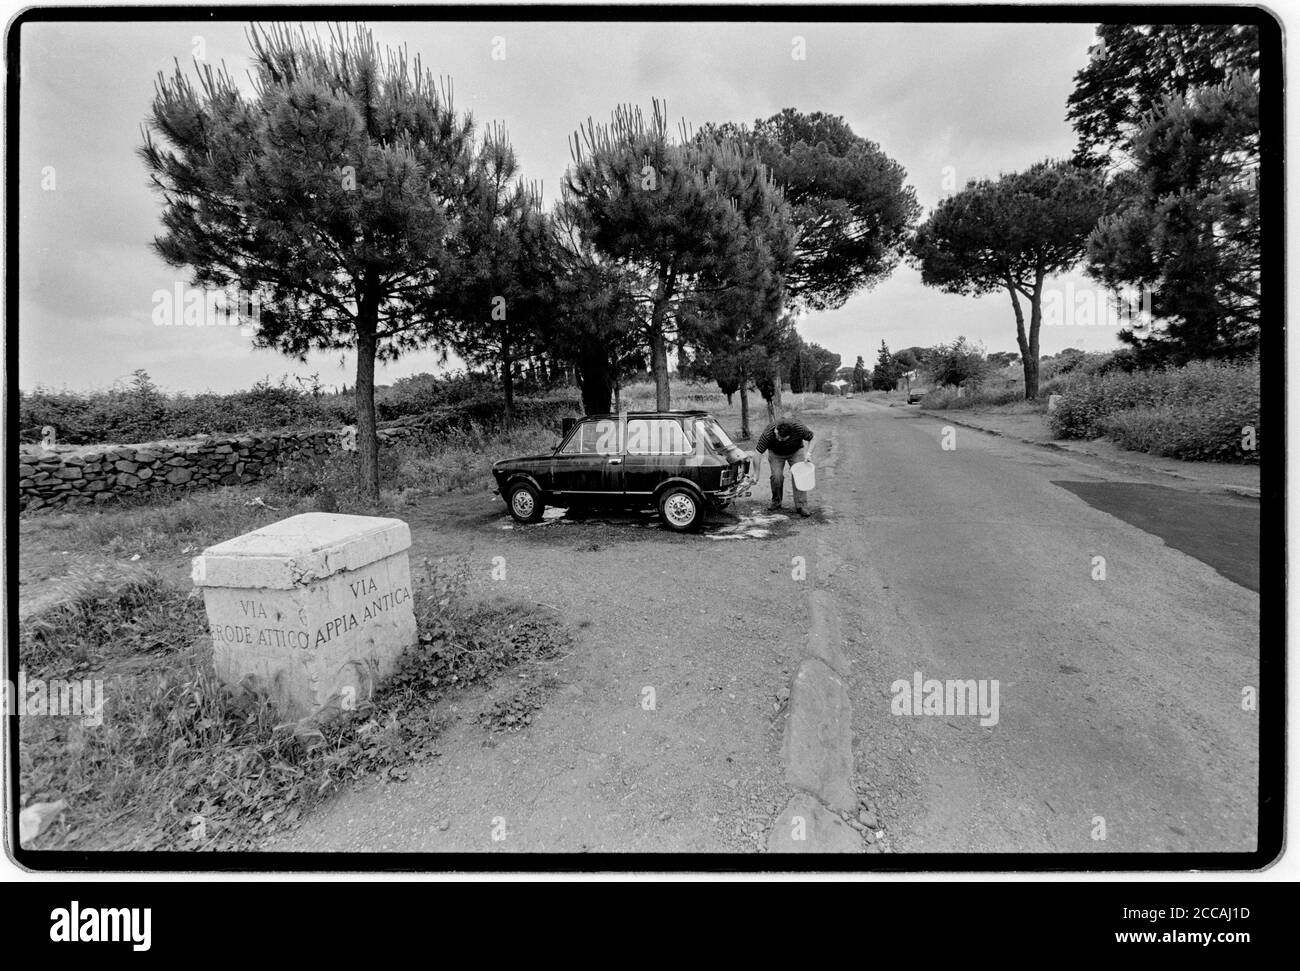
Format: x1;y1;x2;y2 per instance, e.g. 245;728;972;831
658;486;702;532
506;481;544;524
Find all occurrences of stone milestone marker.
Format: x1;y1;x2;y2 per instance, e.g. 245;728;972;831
192;513;417;718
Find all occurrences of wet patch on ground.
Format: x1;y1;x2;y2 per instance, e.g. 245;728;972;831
702;511;790;540
1053;480;1259;592
491;503;811;542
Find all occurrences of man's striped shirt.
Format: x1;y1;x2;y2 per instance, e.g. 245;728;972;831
755;418;814;456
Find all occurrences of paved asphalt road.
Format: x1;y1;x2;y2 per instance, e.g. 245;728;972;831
829;397;1260;853
276;396;1260;855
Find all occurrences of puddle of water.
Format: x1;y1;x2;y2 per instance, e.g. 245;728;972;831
708;512;788;536
702;512;786;540
497;508;569;530
499;508;789;539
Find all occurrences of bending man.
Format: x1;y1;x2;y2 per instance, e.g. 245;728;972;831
755;417;814;517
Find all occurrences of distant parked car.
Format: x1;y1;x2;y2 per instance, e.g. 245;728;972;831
907;388;929;404
491;411;756;532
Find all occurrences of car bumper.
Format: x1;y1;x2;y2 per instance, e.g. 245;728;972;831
710;462;758;501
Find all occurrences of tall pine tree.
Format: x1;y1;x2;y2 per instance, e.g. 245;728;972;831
141;24;477;501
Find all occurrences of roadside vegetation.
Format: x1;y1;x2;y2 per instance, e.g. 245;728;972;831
907;340;1258;465
19;560;570;851
17;372;807;854
21;377;817;571
1048;358;1259;462
22;416;568;563
918;347;1128;412
18;369;576;446
18;371;587;851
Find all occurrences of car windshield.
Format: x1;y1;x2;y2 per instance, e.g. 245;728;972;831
695;418;736;451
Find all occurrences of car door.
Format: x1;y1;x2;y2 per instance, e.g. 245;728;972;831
623;417;693;496
549;418;623;497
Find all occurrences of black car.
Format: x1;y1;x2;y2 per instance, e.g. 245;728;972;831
491;411;756;532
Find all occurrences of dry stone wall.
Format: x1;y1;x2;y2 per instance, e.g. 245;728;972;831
18;424;422;511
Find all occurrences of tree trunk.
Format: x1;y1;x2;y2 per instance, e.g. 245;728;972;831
649;264;675;411
580;371;612;415
502;355;515;431
1007;283;1036;400
738;366;751;440
575;347;614;414
501;328;515;432
1027;271;1044;399
768;352;782;419
354;293;380;506
649;303;671;411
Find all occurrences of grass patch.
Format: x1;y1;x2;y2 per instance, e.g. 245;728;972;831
19;559;571;851
28;489;317;560
19;567;205;676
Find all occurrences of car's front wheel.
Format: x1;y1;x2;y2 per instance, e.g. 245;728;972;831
658;486;703;533
506;481;545;524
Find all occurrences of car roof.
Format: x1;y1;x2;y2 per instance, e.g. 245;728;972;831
579;411;710;419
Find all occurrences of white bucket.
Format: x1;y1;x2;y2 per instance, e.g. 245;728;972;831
790;460;815;492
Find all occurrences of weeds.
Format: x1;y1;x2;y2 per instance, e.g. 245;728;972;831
19;568;205;675
30;490;315;560
478;675;561;734
19;559;570;851
1048;359;1259;461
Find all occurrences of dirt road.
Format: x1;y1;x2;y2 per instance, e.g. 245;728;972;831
833;397;1259;853
274;396;1260;854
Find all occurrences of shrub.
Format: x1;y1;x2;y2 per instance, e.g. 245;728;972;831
20;375;339;445
923;336;990;390
20;370;577;446
1048;359;1259;461
921;385;1026;410
1097;403;1260;463
376;371;498;420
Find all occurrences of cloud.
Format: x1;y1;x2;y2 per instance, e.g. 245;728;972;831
17;17;1106;392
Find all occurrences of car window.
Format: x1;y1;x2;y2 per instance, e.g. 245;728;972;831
695;418;736;451
559;419;619;455
626;418;691;455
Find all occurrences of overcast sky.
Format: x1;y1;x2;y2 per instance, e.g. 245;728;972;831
17;17;1112;394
